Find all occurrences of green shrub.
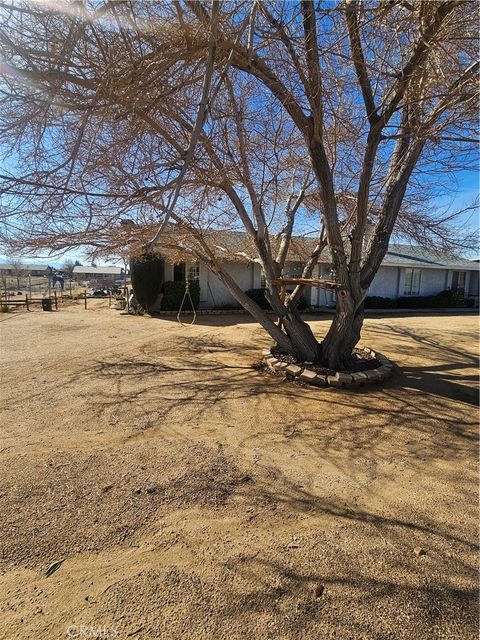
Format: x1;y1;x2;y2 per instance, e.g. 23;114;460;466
364;289;464;310
161;280;200;311
397;289;462;308
364;296;396;309
246;288;270;309
436;289;463;306
397;296;431;308
130;253;165;310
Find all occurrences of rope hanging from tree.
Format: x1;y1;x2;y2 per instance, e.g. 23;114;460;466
176;279;197;326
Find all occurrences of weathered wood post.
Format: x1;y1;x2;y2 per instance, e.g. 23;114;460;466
84;288;87;310
25;294;29;311
54;290;58;310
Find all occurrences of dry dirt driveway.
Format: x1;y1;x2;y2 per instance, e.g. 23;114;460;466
0;303;478;640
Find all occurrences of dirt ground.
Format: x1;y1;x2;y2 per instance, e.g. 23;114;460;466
0;302;478;640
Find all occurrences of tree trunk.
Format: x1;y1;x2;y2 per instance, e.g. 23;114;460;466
280;309;322;361
206;260;362;367
321;292;365;370
264;282;322;361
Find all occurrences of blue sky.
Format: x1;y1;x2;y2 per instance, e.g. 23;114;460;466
0;0;478;265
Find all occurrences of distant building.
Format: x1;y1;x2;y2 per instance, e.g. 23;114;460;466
72;265;125;284
0;263;51;277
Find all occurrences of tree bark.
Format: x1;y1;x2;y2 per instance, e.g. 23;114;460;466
321;293;365;370
279;308;322;361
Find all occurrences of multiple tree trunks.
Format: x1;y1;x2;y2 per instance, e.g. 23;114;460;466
262;272;366;369
320;305;365;371
267;303;364;371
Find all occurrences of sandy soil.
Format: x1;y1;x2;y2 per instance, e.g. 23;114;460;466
0;302;478;640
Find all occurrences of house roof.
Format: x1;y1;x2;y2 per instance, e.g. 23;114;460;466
72;266;123;275
380;245;478;270
288;241;477;270
0;263;53;272
134;223;478;271
275;240;477;271
139;224;479;272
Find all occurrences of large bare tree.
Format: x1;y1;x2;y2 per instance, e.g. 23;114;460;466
0;0;478;367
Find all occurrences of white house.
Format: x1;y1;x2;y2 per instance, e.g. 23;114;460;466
314;244;479;307
158;243;479;310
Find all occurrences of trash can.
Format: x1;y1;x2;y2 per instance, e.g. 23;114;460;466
114;299;126;310
42;298;53;311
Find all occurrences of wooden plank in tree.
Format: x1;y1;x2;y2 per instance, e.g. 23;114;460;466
271;278;339;289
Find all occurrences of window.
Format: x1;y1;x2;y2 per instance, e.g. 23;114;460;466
451;271;466;292
174;261;199;283
187;261;200;283
404;268;421;296
320;264;333;279
173;262;185;282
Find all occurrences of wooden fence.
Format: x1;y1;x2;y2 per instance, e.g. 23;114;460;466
0;292;59;311
1;288;131;312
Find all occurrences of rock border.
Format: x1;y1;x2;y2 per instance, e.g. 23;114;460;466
261;348;394;389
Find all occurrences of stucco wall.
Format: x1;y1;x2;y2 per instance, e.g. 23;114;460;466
372;267;472;298
370;266;453;298
200;261;258;309
368;266;400;298
419;268;449;296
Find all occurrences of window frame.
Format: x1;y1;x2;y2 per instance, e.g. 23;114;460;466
260;269;266;289
187;260;200;283
451;270;466;292
403;268;422;296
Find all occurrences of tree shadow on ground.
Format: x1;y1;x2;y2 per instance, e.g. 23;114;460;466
130;310;335;328
210;463;478;638
213;554;478;639
86;351;477;470
142;312;263;328
82;451;478;639
130;313;479;406
4;313;477;638
32;318;477;506
366;323;479;406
